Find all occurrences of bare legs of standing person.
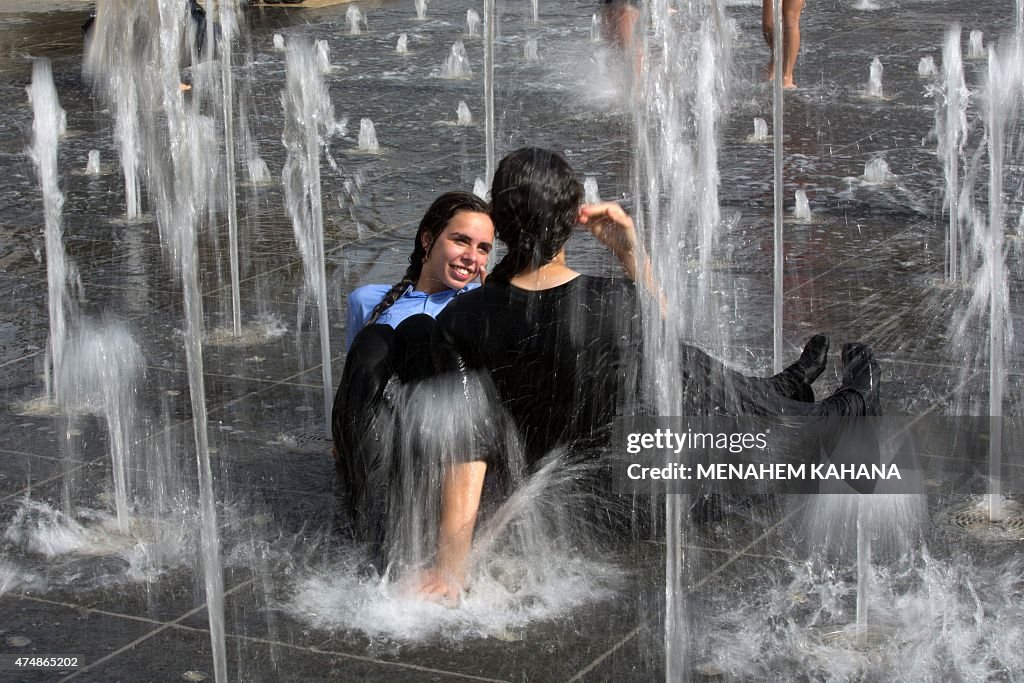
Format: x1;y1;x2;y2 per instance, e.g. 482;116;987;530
600;0;642;77
762;0;805;89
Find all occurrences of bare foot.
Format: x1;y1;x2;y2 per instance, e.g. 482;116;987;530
179;82;192;92
764;66;797;89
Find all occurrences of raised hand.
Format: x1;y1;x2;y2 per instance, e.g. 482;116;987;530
408;566;463;608
578;202;638;274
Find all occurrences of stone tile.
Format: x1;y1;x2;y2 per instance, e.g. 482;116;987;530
0;595;161;682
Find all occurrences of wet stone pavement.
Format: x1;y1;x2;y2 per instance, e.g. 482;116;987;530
1;0;1023;681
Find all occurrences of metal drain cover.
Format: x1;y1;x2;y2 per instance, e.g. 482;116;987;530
817;624;901;653
271;431;332;454
205;329;273;346
946;499;1024;541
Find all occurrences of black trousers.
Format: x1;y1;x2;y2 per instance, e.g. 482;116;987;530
333;322;869;544
331;314;436;548
679;344;865;417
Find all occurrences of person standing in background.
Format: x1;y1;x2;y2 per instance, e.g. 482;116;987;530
762;0;805;89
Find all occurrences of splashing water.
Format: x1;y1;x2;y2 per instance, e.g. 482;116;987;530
472;177;487;198
247;156;271;185
2;493;254;593
315;39;332;74
0;559;42;598
863;158;891;184
347;6;365;35
285;375;625;643
590;14;601;42
441;40;472;78
968;30;984;59
5;499;131;559
82;6;141;219
524;38;539;62
977;38;1023;521
357;118;379;152
866;57;884;97
414;0;427;20
26;59;74;407
272;33;285;51
583;176;600;204
396;33;408;55
918;55;937;77
215;0;244;337
286;546;622;643
466;9;480;37
483;0;495;183
793;189;811;221
751;117;769;142
86;149;101;175
456;101;472;125
698;551;1024;680
89;2;230;677
631;0;733;675
281;40;337;436
59;323;143;535
936;25;968;281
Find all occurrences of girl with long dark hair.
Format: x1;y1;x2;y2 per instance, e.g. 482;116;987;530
413;148;879;602
332;191;492;547
344;191;492;349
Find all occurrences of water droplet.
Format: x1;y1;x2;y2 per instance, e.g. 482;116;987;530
6;636;31;647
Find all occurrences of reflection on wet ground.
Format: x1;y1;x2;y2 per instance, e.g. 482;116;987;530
0;0;1021;680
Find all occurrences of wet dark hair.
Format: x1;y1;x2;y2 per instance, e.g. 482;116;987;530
488;148;583;284
364;191;489;327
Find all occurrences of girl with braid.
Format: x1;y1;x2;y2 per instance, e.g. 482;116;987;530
343;191;492;350
412;148;881;603
332;192;493;548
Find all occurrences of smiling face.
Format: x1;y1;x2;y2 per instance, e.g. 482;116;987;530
415;210;494;294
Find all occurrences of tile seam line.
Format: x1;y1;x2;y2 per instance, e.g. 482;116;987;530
44;575;508;682
58;577;257;682
0;447;84;463
0;350;43;369
566;505;799;681
0;462;89;504
688;506;799;592
166;624;513;683
7;593;169;627
140;365;323;388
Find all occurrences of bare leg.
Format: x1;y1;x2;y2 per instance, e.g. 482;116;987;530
761;0;776;80
762;0;804;88
601;2;642;75
781;0;805;88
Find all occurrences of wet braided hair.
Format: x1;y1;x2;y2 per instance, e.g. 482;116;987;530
364;191;489;327
488;148;583;284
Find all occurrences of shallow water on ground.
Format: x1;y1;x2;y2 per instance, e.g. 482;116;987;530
0;0;1021;679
